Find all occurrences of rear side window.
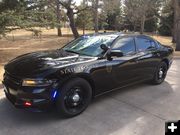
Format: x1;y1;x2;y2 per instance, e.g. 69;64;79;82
136;37;156;52
112;37;136;55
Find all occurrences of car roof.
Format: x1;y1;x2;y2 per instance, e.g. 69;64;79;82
83;32;150;39
83;32;126;37
81;32;156;43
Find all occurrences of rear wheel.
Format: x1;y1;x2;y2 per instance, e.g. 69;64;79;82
56;78;92;117
152;62;168;85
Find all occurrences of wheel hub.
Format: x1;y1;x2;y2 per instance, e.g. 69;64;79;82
159;68;164;78
64;87;83;108
72;93;80;103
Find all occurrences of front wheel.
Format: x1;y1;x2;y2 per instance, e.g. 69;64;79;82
151;62;168;85
56;78;92;117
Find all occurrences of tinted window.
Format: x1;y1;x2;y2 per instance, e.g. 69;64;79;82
112;37;136;55
136;37;156;52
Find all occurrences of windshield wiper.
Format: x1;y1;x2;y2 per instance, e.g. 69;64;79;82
65;50;79;54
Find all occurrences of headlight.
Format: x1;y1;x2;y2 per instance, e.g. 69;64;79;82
22;79;53;86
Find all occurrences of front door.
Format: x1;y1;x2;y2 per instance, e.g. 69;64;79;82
109;37;140;89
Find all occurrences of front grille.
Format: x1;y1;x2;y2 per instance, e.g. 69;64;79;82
4;72;22;90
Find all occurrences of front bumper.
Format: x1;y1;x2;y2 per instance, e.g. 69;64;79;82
2;82;57;112
169;58;173;68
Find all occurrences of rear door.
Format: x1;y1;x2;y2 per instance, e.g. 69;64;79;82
134;36;161;80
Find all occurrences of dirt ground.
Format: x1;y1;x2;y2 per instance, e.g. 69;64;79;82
0;28;175;83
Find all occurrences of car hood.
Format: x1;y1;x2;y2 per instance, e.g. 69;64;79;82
5;49;97;77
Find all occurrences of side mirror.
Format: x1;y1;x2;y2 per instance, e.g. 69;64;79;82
109;50;124;57
100;44;109;52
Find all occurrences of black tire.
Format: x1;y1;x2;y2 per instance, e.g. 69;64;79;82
56;78;92;117
151;62;168;85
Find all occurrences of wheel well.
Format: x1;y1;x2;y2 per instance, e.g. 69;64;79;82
61;74;96;97
162;59;169;69
77;75;95;97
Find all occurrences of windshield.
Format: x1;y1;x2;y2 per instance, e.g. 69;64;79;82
63;35;118;57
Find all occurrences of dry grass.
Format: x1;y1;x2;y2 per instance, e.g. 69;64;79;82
0;28;75;82
0;28;177;83
151;35;173;46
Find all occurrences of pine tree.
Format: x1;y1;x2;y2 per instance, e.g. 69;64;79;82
102;0;122;30
124;0;163;34
76;1;93;34
0;0;56;37
158;0;173;36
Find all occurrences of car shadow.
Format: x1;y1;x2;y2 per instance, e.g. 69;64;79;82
92;81;174;108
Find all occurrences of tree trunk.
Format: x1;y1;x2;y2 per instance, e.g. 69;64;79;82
56;0;62;37
57;28;62;37
133;22;136;32
83;23;85;35
82;0;86;35
172;0;177;43
175;0;180;51
94;0;99;33
67;8;79;38
140;15;145;34
176;22;180;51
172;28;176;43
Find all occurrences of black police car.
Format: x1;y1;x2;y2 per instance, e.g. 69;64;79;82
2;33;173;117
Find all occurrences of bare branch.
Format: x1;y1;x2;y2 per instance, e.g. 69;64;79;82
74;6;90;14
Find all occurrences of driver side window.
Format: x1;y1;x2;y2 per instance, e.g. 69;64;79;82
112;37;136;56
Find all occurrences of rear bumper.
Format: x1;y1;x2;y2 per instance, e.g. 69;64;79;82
2;82;56;112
